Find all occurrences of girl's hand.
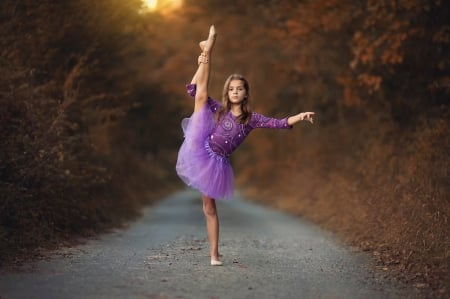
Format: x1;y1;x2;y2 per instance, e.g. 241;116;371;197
300;112;315;124
198;53;208;65
287;112;315;126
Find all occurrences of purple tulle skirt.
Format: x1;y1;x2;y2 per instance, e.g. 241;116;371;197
176;105;234;199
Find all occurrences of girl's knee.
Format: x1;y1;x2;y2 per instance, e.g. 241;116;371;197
203;202;216;217
202;196;217;217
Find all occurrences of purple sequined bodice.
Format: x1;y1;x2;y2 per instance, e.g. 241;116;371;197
186;84;291;157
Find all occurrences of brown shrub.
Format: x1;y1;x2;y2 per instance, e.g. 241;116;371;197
0;0;181;264
234;0;449;295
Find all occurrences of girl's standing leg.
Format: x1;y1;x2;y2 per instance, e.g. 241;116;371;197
202;194;222;265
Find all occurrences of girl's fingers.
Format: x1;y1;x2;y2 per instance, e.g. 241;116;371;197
198;54;209;64
299;112;315;123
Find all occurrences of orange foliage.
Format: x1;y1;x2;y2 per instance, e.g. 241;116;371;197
271;0;448;111
0;0;181;264
235;0;450;295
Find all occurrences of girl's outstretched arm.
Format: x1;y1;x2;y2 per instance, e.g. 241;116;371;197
193;25;216;113
287;112;315;125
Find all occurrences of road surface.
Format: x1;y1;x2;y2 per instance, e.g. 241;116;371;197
0;190;419;299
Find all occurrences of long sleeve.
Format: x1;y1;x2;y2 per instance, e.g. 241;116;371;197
249;112;293;129
186;83;221;113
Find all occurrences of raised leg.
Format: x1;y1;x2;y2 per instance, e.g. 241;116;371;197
202;194;222;266
193;25;216;113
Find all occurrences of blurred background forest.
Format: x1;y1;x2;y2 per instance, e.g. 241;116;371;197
0;0;448;296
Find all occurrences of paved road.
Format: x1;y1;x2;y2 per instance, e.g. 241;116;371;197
0;190;419;299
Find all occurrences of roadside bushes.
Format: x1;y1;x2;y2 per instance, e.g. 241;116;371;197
0;0;181;263
234;0;449;295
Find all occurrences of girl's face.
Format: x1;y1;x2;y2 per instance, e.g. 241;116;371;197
228;80;247;104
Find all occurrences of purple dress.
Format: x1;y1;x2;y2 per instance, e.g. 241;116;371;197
176;83;292;199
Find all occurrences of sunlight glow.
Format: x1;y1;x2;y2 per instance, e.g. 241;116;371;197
141;0;183;13
144;0;158;11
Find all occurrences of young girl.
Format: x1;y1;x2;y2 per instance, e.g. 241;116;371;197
176;26;314;266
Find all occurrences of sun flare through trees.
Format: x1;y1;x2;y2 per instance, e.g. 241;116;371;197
141;0;183;13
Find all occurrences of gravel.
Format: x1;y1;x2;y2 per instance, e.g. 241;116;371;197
0;190;421;299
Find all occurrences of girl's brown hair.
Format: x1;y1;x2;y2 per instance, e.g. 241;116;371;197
216;74;252;125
